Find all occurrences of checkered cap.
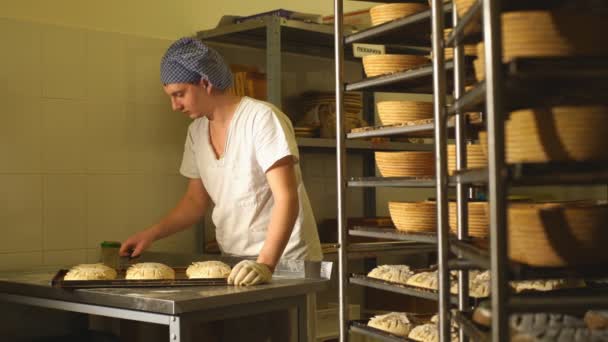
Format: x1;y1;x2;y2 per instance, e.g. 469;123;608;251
160;37;233;90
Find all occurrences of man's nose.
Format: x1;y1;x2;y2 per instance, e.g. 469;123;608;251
171;98;181;111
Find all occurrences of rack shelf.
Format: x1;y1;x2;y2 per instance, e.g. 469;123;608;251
348;177;438;188
345;3;453;46
450;57;608;114
346;59;475;93
451;240;608;280
349;321;410;342
453;161;608;186
296;137;433;151
347;118;484;140
350;274;458;303
197;16;356;60
323;241;437;259
350;226;438;244
509;287;608;312
453;311;490;342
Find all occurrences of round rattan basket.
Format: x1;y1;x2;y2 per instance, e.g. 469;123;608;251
370;3;429;26
389;201;437;233
454;0;481;33
375;151;435;177
377;101;433;125
448;201;489;238
363;54;429;77
505;106;608;163
447;144;487;175
508;201;608;267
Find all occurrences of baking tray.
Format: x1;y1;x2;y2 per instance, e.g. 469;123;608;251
51;267;227;288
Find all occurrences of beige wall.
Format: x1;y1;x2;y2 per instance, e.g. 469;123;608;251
0;0;374;39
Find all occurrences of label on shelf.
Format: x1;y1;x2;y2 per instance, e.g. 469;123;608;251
353;44;385;58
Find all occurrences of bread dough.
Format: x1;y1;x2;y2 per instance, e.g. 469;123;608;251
126;262;175;280
408;323;459;342
368;312;412;337
367;265;413;285
406;271;438;290
511;278;586;293
64;263;117;281
186;260;231;279
450;270;491;298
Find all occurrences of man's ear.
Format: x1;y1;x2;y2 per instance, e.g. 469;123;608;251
199;79;213;95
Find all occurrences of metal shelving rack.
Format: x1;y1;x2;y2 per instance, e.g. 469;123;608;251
333;1;455;341
448;0;608;341
335;0;608;341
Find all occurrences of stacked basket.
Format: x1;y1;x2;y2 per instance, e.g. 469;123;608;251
377;101;434;126
363;54;429;77
375;151;435;178
508;201;608;267
389;201;437;233
369;3;428;26
449;202;489;239
447;144;487;175
473;10;608;81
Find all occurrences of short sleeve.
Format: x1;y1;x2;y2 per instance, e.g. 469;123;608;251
179;126;200;178
254;109;299;173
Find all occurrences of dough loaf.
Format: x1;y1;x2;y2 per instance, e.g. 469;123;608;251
368;312;412;337
64;263;117;281
186;260;231;279
126;262;175;280
367;265;413;285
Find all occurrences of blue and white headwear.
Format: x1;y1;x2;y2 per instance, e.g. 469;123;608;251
160;37;233;90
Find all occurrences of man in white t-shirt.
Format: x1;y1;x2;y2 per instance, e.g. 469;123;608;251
120;37;322;286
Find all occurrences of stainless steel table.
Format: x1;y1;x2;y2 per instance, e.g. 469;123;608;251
0;256;332;342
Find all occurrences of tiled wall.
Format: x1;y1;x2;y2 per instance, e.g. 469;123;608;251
0;19;196;271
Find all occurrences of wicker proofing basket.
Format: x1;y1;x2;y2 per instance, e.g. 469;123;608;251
505;106;608;163
370;3;429;26
449;202;489;238
375;151;435;177
362;54;429;77
447;144;487;175
508;201;608;267
454;0;481;33
389;201;437;233
377;101;434;125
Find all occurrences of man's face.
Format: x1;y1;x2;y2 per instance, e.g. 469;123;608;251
163;82;211;119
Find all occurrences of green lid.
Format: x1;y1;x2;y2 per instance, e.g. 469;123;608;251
100;241;121;248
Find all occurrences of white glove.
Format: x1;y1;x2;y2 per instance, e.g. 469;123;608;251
227;260;273;286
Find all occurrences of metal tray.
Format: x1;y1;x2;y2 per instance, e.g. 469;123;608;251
51;267;227;288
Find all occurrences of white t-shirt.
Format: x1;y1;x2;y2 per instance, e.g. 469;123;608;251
180;97;323;261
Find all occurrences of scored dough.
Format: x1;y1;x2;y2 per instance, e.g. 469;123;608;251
126;262;175;280
367;265;414;285
64;263;117;281
406;271;439;290
510;278;586;293
186;260;231;279
408;323;459;342
368;312;412;337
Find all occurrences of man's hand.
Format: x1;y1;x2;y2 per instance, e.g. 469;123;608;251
119;229;156;257
227;260;273;286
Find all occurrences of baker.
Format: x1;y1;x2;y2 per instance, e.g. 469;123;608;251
120;37;322;286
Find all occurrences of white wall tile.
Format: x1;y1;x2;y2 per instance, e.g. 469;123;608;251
0;175;43;253
0;251;43;271
43;249;87;267
0;19;42;98
42;26;86;99
85;31;129;102
86;175;131;248
44;175;87;250
127;174;167;230
0;96;42;173
85;102;130;172
86;248;101;263
41;99;87;172
125;36;170;105
127;102;187;173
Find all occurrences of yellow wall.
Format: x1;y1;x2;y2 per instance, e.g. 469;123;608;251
0;0;375;39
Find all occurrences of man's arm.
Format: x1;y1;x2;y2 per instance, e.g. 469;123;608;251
256;156;300;271
120;178;211;256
